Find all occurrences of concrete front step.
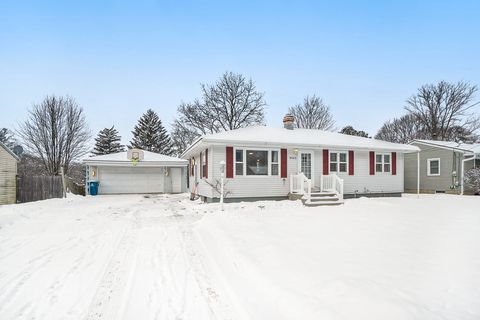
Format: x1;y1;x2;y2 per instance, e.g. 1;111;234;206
304;200;344;206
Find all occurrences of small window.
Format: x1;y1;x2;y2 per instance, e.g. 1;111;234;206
375;153;391;173
201;151;207;178
246;150;268;175
475;159;480;168
271;150;279;175
427;158;440;176
235;149;244;176
330;152;347;173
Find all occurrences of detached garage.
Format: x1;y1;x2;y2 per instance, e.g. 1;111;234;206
83;149;188;195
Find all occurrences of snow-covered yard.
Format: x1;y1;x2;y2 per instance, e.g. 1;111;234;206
0;194;479;320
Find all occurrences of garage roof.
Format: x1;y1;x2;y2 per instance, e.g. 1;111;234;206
83;150;188;167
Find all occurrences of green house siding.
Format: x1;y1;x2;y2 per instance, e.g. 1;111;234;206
405;142;463;193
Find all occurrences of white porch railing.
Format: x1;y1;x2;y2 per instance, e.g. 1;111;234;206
319;174;344;200
290;172;311;200
291;173;344;202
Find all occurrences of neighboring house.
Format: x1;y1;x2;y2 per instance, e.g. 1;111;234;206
0;141;19;205
405;140;480;194
83;149;188;195
181;115;420;204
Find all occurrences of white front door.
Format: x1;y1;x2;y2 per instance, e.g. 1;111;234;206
170;168;182;193
298;151;314;185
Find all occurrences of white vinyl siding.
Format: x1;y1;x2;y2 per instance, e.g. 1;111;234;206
193;145;405;199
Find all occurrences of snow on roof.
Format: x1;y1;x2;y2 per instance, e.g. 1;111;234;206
0;141;19;161
413;139;480;154
183;126;419;157
83;150;188;166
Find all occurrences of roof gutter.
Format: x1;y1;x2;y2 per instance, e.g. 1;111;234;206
197;139;420;153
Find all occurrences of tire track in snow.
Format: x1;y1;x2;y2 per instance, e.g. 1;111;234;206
84;209;140;320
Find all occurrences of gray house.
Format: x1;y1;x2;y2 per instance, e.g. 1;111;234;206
0;141;19;205
405;140;480;194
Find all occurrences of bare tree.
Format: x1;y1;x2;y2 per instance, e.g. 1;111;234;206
0;128;16;150
375;114;426;143
171;71;266;153
405;81;480;141
170;120;201;155
288;95;335;130
18;95;91;175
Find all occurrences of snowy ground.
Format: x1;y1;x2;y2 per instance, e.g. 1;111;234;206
0;194;479;320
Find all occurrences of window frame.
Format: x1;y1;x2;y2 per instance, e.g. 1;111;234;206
375;153;391;174
329;151;348;174
427;158;441;176
235;148;244;176
233;147;281;177
200;150;207;179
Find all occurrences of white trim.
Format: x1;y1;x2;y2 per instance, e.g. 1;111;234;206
411;140;472;153
427;158;441;176
375;152;391;174
297;150;315;186
329;150;348;174
233;146;281;178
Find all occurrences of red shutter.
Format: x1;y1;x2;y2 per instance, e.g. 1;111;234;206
190;158;194;176
226;147;233;178
348;150;354;175
392;152;397;175
323;149;329;175
281;149;287;178
205;149;208;178
369;151;375;175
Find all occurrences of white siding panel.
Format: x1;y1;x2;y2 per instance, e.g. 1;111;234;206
191;145;405;199
0;147;17;205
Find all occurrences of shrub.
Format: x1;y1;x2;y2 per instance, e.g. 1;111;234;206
464;168;480;195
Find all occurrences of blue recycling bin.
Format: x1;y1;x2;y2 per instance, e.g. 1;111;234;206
89;181;99;196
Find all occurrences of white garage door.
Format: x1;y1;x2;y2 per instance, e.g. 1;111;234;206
98;167;165;194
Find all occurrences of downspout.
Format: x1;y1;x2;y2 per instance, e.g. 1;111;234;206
417;151;420;197
461;155;475;195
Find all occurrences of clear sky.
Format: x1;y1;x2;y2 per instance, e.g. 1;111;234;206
1;0;479;146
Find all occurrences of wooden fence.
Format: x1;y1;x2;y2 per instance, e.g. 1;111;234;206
16;176;64;203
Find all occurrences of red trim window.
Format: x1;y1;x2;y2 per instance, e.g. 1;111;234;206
392;152;397;175
323;149;329;175
329;151;348;173
226;147;234;178
280;149;287;178
348;150;354;175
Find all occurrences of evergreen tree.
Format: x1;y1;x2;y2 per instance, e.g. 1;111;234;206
92;126;125;155
129;109;173;155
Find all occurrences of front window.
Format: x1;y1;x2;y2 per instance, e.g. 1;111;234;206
246;150;268;175
235;149;244;175
475;159;480;168
427;158;440;176
271;151;279;175
376;153;391;173
330;152;347;173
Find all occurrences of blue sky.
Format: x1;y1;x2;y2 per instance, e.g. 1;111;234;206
1;0;479;145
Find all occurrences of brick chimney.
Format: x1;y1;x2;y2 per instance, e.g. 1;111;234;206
283;114;295;130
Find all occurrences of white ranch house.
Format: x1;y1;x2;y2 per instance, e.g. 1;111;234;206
181;116;420;205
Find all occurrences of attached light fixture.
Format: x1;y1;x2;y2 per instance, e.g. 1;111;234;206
92;169;96;177
293;149;298;155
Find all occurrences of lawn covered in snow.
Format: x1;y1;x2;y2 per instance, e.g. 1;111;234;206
0;194;479;320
